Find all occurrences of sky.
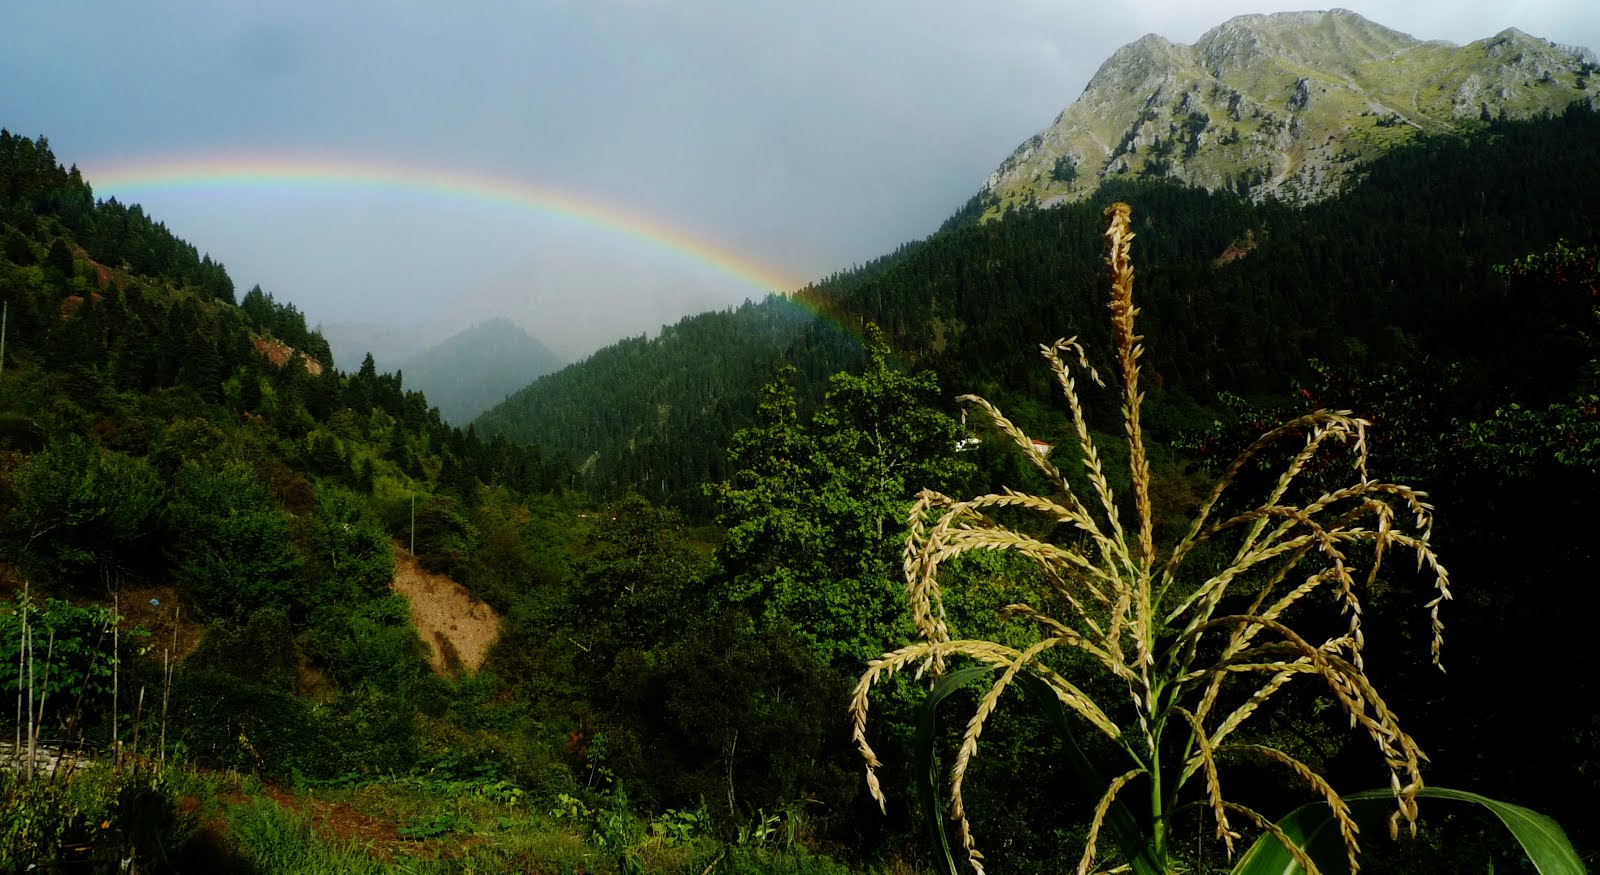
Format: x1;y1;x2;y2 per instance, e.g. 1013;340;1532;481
2;1;1596;363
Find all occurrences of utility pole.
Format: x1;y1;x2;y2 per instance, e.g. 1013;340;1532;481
410;493;416;556
1;300;8;377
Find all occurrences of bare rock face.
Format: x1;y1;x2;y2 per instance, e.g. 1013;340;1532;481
980;9;1599;215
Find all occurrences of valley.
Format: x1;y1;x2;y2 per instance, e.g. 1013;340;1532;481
2;7;1597;874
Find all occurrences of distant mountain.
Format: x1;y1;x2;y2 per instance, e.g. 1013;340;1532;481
394;318;563;425
977;9;1599;214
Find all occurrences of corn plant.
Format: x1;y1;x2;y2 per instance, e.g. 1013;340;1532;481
849;203;1584;874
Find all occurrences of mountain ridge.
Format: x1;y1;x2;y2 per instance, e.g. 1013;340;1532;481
979;9;1599;213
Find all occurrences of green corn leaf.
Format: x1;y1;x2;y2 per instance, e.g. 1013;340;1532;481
1231;786;1587;875
916;666;994;875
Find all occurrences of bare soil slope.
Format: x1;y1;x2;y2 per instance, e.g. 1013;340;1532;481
390;546;500;674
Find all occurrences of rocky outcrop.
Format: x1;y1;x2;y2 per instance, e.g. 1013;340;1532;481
980;10;1599;215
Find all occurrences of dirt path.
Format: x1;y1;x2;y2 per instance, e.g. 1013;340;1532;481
390;546;500;674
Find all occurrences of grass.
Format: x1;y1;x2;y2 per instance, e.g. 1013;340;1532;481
229;797;393;875
1;754;888;874
3;736;896;874
211;771;886;875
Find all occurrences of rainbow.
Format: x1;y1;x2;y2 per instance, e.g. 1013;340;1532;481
84;152;809;296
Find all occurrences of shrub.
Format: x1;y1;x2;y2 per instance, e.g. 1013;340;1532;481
0;767;195;872
165;461;301;622
170;667;326;778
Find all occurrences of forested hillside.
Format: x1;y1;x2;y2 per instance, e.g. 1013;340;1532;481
474;239;929;518
0;128;1032;872
481;105;1600;514
0;130;608;867
458;106;1600;870
2;103;1596;873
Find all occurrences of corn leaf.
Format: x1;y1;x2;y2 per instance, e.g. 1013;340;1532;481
916;667;995;875
1231;786;1587;875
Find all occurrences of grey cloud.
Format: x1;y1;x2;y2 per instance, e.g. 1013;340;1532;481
2;1;1594;358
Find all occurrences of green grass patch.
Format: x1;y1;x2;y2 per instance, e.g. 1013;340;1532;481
229;797;392;875
214;772;907;875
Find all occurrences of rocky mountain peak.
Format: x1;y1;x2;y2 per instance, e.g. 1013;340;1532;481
1086;32;1186;95
978;10;1599;216
1195;9;1418;74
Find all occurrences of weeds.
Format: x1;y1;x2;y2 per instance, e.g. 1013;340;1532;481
0;764;194;871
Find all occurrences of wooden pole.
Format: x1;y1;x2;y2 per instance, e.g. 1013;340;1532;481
15;579;25;762
26;613;35;780
112;591;119;770
159;606;177;772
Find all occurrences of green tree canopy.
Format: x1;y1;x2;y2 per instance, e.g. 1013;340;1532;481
165;461;302;622
711;328;973;667
305;487;395;609
2;436;165;589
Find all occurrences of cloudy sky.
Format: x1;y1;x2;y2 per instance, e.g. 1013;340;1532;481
3;2;1596;362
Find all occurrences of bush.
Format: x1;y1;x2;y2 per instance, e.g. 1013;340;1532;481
0;767;195;872
320;690;421;776
599;612;853;826
0;596;127;738
401;495;480;578
165;461;301;622
303;487;394;610
1;436;165;590
189;609;297;692
302;595;429;695
170;667;327;778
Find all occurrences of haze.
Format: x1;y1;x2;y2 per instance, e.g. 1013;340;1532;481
3;1;1595;364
